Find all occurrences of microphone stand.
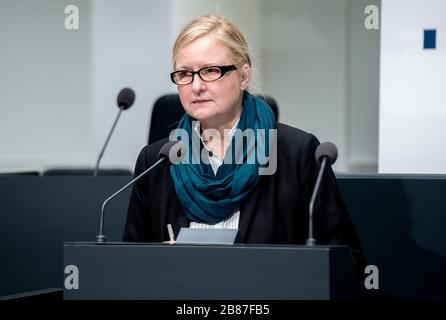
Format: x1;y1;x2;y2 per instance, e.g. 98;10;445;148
96;157;166;243
94;108;123;177
306;157;327;246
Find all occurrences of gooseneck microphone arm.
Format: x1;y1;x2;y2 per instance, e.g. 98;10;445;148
94;108;123;177
94;88;135;177
306;141;338;246
96;140;185;243
96;157;165;243
306;157;327;246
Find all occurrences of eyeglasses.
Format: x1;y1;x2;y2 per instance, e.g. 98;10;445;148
170;65;237;85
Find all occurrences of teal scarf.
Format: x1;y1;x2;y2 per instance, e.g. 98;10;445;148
169;92;276;223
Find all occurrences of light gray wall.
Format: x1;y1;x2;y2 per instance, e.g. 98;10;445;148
90;0;171;170
262;0;379;172
0;0;172;173
348;0;380;172
0;0;380;174
0;0;91;172
262;0;350;171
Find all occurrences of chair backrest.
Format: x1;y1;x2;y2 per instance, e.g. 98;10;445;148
42;168;132;176
0;171;40;176
148;93;279;144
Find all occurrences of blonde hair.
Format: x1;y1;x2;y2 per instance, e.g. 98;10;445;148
172;15;251;70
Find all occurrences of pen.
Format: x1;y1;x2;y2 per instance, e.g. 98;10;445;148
167;224;175;242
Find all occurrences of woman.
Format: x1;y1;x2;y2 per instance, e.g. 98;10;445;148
123;15;365;272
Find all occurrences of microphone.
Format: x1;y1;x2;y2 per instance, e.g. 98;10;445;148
117;88;135;110
306;142;338;246
94;88;136;176
96;140;186;243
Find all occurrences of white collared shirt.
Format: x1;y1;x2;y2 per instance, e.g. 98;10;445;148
189;119;240;229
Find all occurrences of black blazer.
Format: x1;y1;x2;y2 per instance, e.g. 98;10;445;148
123;122;365;272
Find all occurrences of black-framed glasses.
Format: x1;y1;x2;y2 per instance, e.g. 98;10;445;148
170;65;237;85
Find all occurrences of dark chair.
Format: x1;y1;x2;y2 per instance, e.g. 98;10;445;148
148;93;279;144
42;168;132;176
